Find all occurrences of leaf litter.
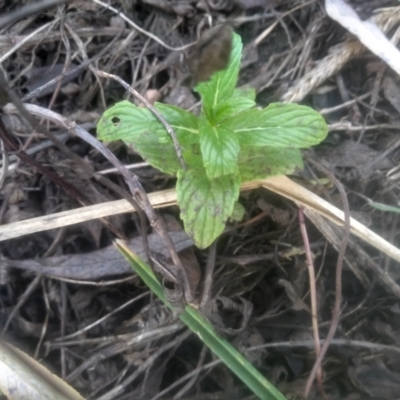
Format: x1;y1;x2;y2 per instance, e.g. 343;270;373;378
1;0;400;399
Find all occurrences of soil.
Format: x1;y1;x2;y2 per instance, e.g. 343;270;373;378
1;1;400;399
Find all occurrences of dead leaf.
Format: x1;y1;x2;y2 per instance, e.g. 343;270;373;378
186;25;233;87
178;247;201;300
164;85;198;110
5;231;193;281
321;140;393;180
257;199;291;226
204;296;253;335
278;279;311;313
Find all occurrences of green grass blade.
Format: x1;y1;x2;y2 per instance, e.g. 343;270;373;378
115;240;287;400
368;201;400;214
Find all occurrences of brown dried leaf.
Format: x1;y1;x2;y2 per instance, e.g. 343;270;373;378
164;85;198;110
257;199;291;226
186;25;233;87
5;232;193;281
204;296;253;335
178;247;201;298
322;140;393;180
278;279;311;312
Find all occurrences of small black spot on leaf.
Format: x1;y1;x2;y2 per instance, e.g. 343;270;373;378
111;116;120;125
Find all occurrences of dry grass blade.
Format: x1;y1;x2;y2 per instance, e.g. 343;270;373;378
282;5;400;102
1;175;399;263
326;0;400;75
0;340;84;400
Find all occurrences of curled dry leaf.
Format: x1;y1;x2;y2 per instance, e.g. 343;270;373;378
203;296;253;335
185;24;233;87
278;279;311;313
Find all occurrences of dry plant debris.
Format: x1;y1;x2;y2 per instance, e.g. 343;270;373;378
1;0;400;399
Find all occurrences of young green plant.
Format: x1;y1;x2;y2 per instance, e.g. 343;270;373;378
97;33;328;249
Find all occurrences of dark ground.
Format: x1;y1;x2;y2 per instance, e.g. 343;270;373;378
1;0;400;399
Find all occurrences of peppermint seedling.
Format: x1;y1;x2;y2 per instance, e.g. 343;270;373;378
97;33;328;249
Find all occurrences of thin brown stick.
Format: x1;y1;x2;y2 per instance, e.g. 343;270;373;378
298;207;324;394
0;116;87;204
21;31;122;102
4;102;192;304
96;330;191;400
305;161;351;397
0;114;124;238
200;241;217;308
0;138;8;190
96;70;186;171
64;22;151;261
53;292;149;342
1;274;42;336
249;338;400;355
34;279;51;359
174;346;208;399
151;356;219;400
90;0;195;52
0;21;57;64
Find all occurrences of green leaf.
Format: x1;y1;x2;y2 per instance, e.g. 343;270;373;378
97;100;180;174
368;201;400;214
97;101;201;176
97;100;159;142
238;146;303;180
233;87;256;101
196;33;242;122
183;143;204;170
223;103;328;148
116;242;287;400
130;130;182;175
177;168;240;248
154;103;199;145
230;201;246;222
199;120;240;179
152;103;202;172
214;96;256;123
